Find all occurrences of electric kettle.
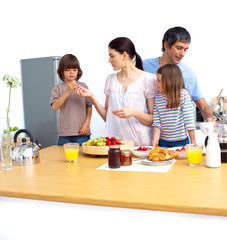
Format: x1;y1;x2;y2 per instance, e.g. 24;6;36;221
12;129;41;166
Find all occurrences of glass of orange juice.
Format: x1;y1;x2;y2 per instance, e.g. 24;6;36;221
63;143;79;162
186;144;203;166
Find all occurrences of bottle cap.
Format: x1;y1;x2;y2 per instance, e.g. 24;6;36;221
109;145;120;149
121;150;130;155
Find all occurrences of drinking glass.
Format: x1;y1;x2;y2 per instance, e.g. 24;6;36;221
0;117;13;170
186;144;203;166
63;143;79;162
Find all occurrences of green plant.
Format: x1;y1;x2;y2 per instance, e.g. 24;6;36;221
2;75;21;163
3;126;19;134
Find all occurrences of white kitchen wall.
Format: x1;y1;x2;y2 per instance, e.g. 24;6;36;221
0;0;226;138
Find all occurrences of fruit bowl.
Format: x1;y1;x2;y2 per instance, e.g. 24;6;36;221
130;146;153;158
82;138;134;155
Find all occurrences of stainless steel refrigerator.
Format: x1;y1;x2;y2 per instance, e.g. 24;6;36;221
21;56;61;148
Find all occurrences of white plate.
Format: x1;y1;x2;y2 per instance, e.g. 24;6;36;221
167;146;185;150
167;146;206;157
141;157;175;166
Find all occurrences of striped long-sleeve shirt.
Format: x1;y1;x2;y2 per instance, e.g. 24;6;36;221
152;89;195;142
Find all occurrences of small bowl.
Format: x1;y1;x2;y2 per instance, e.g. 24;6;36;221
175;148;187;159
168;146;187;159
177;150;187;159
130;146;152;158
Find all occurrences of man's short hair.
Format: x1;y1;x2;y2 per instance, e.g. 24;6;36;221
162;27;191;52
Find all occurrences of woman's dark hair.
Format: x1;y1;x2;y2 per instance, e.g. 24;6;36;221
108;37;143;70
57;54;83;81
161;27;191;52
157;64;185;108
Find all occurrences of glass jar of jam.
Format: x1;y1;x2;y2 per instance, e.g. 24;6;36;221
108;145;121;168
121;150;132;166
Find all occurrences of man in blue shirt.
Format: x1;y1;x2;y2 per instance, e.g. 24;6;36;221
143;26;213;122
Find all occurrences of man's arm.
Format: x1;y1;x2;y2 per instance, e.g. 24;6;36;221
194;98;213;122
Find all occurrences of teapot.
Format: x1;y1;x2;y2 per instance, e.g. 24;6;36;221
12;129;41;166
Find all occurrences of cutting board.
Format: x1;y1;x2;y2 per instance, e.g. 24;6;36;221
82;139;134;155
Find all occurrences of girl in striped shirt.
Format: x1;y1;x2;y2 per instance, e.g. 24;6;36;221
152;64;196;147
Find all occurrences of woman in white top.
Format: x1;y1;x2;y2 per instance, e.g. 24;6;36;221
75;37;157;145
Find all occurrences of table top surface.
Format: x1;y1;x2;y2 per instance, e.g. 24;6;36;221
1;145;227;216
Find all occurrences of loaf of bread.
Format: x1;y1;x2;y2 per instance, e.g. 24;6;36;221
149;146;178;162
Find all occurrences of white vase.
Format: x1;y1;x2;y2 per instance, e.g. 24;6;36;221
0;117;12;170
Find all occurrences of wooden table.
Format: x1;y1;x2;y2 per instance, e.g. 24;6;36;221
1;145;227;216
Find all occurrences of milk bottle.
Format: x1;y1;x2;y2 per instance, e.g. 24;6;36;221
206;130;221;168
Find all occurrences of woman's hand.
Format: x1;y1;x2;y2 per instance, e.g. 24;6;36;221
112;107;136;119
113;98;154;125
74;85;93;97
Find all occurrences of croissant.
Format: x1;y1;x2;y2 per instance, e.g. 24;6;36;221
149;146;178;162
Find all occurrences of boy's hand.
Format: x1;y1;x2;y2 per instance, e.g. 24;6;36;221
66;80;77;92
79;122;89;135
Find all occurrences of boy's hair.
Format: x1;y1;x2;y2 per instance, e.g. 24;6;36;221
157;64;185;108
161;27;191;52
57;54;82;81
